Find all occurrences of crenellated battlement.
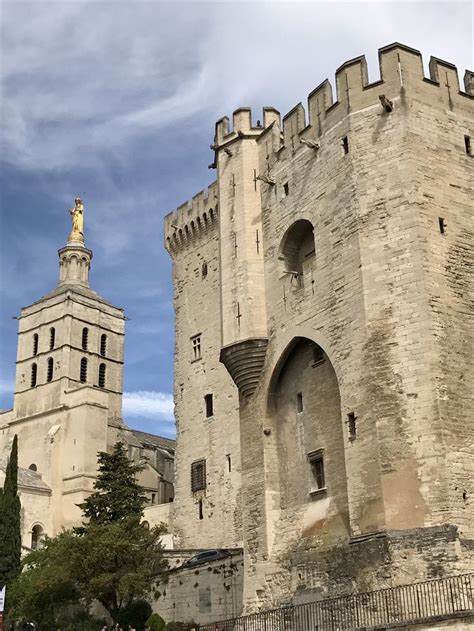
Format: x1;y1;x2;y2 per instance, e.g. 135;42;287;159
267;42;474;158
164;181;219;254
214;107;281;147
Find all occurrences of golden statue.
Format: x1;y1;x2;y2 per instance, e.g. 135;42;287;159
68;197;84;241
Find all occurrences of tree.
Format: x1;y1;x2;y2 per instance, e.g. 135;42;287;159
70;519;168;621
0;434;22;589
78;442;147;525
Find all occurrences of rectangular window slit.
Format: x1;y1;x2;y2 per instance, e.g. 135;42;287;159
226;454;232;472
283;182;289;196
204;393;213;418
342;136;349;154
438;217;446;234
465;135;471;155
198;498;203;520
296;392;303;413
347;412;357;439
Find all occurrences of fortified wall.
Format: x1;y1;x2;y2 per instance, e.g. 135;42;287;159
164;42;473;614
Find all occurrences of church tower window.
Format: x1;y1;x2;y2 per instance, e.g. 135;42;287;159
100;334;107;357
82;327;89;350
33;333;39;356
47;357;54;382
30;363;37;388
98;363;106;388
49;327;56;350
31;525;43;550
80;357;88;383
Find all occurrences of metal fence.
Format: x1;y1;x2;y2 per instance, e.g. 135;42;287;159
200;573;474;631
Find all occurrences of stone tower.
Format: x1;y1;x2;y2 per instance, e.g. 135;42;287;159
165;42;473;608
0;201;126;539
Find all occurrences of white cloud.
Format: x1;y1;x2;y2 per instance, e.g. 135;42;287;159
1;2;471;172
122;390;174;420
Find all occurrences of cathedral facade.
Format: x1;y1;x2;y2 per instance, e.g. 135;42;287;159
164;43;473;610
0;207;174;550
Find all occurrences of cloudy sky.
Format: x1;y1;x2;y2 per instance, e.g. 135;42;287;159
0;0;472;437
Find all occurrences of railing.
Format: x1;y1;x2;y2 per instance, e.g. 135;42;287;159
200;573;474;630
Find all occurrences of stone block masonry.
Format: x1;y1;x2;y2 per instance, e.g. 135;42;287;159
164;42;473;614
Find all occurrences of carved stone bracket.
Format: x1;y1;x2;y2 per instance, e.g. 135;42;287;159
220;338;268;399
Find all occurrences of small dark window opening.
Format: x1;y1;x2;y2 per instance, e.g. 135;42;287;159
308;450;325;493
33;334;39;356
47;357;53;382
202;262;208;278
204;393;213;417
82;327;89;351
151;493;156;504
465;135;472;155
191;459;206;492
348;412;357;439
31;525;43;550
439;217;446;234
342;136;349;155
28;463;37;472
30;363;37;388
198;498;204;520
80;357;88;383
312;345;325;366
283;182;289;196
226;454;232;472
100;334;107;357
296;392;303;413
98;363;106;388
49;327;56;350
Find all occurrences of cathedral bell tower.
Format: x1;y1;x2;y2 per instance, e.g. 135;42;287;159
5;198;126;533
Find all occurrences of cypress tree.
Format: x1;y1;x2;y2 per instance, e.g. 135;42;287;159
0;434;22;589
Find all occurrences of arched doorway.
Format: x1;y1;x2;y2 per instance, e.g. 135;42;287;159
268;337;348;512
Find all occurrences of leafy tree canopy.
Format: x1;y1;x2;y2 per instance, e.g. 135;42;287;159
78;442;147;526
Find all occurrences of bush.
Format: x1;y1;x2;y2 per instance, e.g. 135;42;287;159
146;612;167;631
118;600;153;631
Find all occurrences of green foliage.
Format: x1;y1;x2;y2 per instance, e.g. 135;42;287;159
0;435;22;589
146;612;166;631
117;599;153;630
6;532;82;629
78;442;147;526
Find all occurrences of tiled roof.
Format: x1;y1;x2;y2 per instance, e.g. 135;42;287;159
130;429;175;453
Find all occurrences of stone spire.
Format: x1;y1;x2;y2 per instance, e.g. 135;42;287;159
57;197;92;287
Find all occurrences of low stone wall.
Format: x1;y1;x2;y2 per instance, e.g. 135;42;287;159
153;550;244;626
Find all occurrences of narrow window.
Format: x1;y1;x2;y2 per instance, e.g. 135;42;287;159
308;450;326;494
100;334;107;357
204;393;213;418
312;345;325;366
283;182;289;196
202;262;208;278
31;525;43;550
49;327;56;350
191;334;201;361
98;363;106;388
30;363;37;388
198;498;204;520
191;459;206;492
348;412;357;439
47;357;53;382
226;454;232;472
465;135;472;155
438;217;446;234
80;357;88;383
296;392;303;413
82;327;89;351
342;136;349;155
151;493;156;504
33;333;39;356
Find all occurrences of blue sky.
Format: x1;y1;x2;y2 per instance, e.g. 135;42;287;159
0;1;472;438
